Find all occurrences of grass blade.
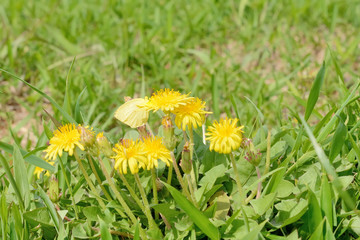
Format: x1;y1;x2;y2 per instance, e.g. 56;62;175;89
0;141;55;171
162;182;220;240
0;153;24;209
0;68;76;124
305;63;326;121
13;144;30;209
300;115;356;210
328;117;347;162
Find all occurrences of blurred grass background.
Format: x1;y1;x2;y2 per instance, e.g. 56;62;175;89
1;0;359;148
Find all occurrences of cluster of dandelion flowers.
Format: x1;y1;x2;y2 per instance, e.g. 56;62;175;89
112;139;148;174
206;118;244;154
142;88;193;114
44;123;85;161
143;136;171;170
174;97;212;130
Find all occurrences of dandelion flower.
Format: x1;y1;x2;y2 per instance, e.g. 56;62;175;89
143;136;171;170
115;98;150;128
206;118;244;154
174;98;212;130
44;124;85;161
112;139;147;174
142;89;193;114
34;167;50;178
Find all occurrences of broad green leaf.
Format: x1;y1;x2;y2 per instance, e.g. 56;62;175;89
276;180;294;198
99;217;112;240
308;218;325;240
162;182;220;240
329;117;347;162
272;199;308;228
250;193;276;216
305;62;325;121
13;144;30;209
307;188;323;234
324;218;336;240
23;207;57;239
240;220;267;240
0;141;55;171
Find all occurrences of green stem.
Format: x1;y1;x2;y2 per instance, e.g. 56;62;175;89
166;163;173;185
134;173;161;234
170;152;193;202
97;158;147;240
188;125;198;192
58;155;79;219
186;174;198;207
87;155;112;201
256;167;262;199
117;173;146;213
74;152;107;210
151;168;159;220
229;152;244;203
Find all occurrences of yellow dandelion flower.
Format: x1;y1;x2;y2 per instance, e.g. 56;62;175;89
114;98;150;128
112;139;147;174
34;167;49;178
206;118;244;154
44;124;85;161
174;98;212;130
143;136;171;170
142;89;193;114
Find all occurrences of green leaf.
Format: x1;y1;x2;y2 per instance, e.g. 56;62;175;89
307;188;323;234
63;57;76;115
36;183;62;233
329;117;347;162
0;68;76;124
0;141;55;171
320;173;333;228
75;87;87;123
240;220;267;240
13;144;30;209
308;218;324;240
162;182;220;240
272;199;308;228
305;63;326;121
300;115;356;210
0;153;24;209
250;193;276;216
99;217;112;240
23;207;57;239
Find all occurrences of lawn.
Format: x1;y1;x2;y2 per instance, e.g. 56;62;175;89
1;0;360;239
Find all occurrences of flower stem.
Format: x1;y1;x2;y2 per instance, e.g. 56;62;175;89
188;125;197;192
170;152;193;202
229;152;244;203
73;151;107;210
256;166;262;199
186;174;198;207
117;172;146;214
87;155;112;200
166;163;173;185
57;156;79;219
97;157;147;239
134;173;161;234
151;168;159;220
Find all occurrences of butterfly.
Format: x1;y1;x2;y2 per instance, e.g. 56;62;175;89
114;98;149;128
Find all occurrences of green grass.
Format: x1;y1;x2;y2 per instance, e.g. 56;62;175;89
1;0;360;239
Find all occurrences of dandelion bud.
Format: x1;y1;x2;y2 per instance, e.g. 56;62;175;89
155;178;164;191
96;132;114;158
243;139;262;166
78;125;95;147
137;125;149;139
48;175;59;202
180;142;192;174
162;116;177;151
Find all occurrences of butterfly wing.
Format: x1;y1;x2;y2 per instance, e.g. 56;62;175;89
114;98;149;128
